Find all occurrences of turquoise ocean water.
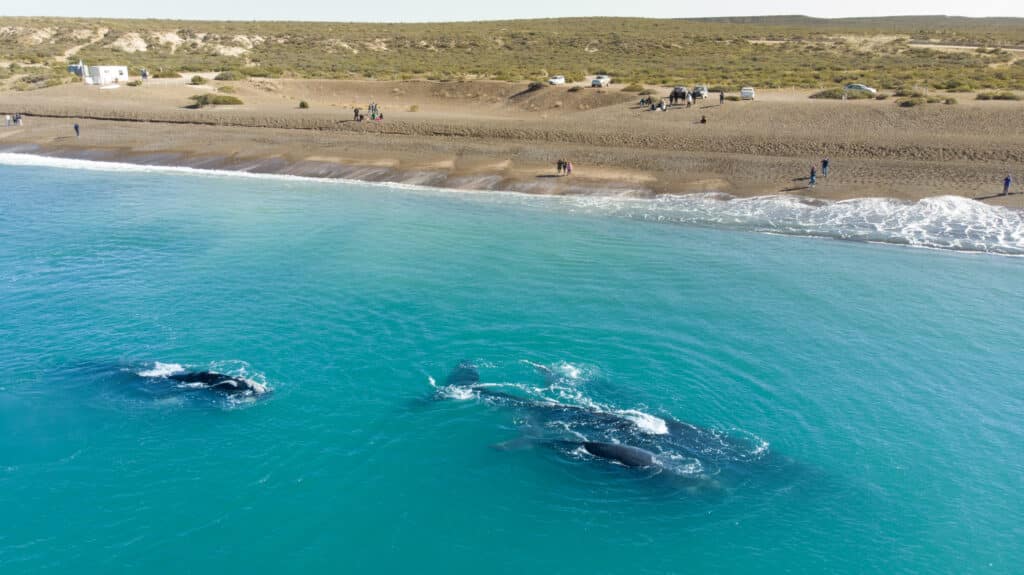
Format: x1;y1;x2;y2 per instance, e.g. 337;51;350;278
1;155;1022;573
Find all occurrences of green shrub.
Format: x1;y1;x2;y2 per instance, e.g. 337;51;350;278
935;79;972;92
875;93;889;100
188;94;243;107
298;100;309;109
810;88;844;99
567;86;582;92
810;88;873;100
725;95;741;101
943;97;958;105
217;85;236;93
126;79;142;87
976;91;1021;100
620;83;644;92
150;70;181;79
408;104;419;112
893;88;925;98
190;75;207;85
898;97;926;107
214;70;246;81
638;88;656;95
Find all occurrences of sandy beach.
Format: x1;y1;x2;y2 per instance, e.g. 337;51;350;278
2;78;1023;204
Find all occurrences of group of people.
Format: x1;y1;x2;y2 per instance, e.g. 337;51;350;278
353;102;384;122
809;158;830;187
556;159;574;176
641;89;726;112
4;113;24;127
643;98;669;112
668;92;694;107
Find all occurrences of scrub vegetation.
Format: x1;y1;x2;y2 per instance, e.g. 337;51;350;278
1;15;1023;90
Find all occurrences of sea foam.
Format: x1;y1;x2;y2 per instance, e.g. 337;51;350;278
3;152;1020;255
570;193;1024;256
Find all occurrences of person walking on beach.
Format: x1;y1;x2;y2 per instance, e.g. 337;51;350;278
566;161;573;176
822;158;830;178
73;123;80;138
809;165;817;187
720;91;725;105
556;159;564;175
1004;174;1013;195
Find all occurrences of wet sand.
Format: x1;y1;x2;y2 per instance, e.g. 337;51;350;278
1;79;1022;204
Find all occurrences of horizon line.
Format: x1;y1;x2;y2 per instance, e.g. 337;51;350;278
1;13;1022;25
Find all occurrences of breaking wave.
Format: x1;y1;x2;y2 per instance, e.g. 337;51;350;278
3;153;1020;256
565;193;1024;256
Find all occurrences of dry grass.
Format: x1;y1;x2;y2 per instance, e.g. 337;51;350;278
1;16;1023;90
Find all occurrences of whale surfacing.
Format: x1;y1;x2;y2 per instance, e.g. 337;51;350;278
167;371;268;395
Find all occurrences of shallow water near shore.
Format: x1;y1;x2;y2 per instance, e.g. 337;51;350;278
1;160;1022;573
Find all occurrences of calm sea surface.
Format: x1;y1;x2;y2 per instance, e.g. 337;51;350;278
1;159;1022;573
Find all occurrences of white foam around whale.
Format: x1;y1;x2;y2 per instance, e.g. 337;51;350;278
137;362;185;378
617;410;669;435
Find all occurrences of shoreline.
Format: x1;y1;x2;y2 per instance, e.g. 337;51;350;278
0;140;660;197
5;148;1024;259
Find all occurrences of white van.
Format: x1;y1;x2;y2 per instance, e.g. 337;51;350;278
740;87;756;100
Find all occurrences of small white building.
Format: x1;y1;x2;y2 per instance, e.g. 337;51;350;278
84;66;129;86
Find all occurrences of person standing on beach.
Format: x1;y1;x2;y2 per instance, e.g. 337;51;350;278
822;158;830;178
4;114;9;127
720;91;725;105
566;161;573;176
809;165;817;187
73;123;80;138
1004;174;1013;195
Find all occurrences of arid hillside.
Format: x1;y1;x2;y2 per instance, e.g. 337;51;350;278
2;16;1024;91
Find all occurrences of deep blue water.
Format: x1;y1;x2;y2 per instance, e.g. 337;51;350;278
1;158;1022;573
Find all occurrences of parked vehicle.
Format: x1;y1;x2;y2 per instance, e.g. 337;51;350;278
671;86;689;99
591;75;611;88
692;85;709;99
548;75;566;85
844;83;877;95
740;86;756;100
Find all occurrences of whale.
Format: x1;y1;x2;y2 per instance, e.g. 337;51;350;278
577;441;659;468
438;361;766;479
441;361;753;457
166;371;269;395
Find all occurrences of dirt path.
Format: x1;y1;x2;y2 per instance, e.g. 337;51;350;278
59;28;110;62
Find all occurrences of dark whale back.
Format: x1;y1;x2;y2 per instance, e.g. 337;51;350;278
446;361;480;387
169;371;252;393
582;442;657;467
